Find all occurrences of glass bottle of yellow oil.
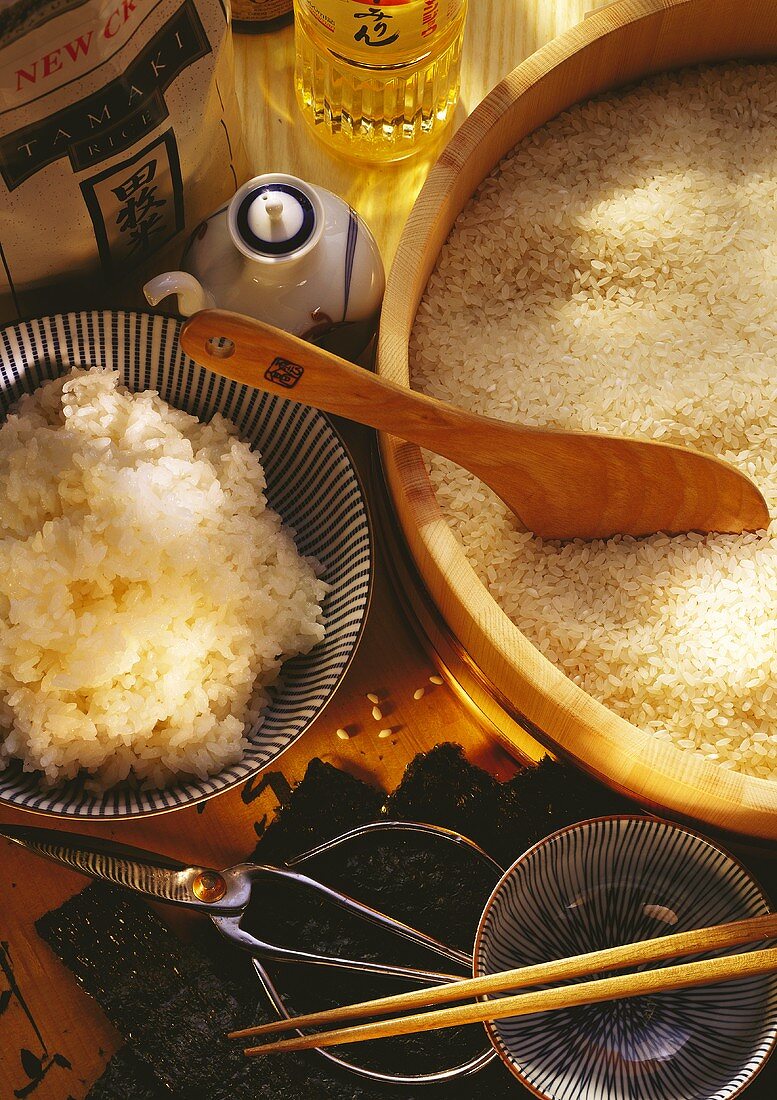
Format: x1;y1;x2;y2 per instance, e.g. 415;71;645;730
293;1;468;163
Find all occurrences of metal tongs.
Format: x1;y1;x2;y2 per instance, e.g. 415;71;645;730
1;820;503;1084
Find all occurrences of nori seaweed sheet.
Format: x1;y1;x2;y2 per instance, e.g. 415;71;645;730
39;883;395;1100
85;1046;163;1100
383;745;633;868
37;745;642;1098
253;757;385;867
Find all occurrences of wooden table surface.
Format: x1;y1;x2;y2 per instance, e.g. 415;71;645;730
2;3;774;1098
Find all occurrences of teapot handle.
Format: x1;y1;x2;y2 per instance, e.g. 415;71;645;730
143;272;215;317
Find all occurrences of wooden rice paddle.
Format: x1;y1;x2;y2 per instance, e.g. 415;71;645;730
180;309;769;540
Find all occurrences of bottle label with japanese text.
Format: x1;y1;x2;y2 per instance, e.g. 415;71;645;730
297;0;466;64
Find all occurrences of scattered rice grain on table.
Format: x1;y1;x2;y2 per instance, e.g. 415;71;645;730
0;369;327;789
410;62;777;781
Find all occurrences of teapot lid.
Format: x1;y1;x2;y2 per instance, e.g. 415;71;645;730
227;174;324;263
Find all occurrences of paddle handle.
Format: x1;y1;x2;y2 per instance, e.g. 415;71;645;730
179;309;493;457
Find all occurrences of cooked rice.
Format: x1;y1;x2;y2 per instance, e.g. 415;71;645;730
410;62;777;781
0;369;327;788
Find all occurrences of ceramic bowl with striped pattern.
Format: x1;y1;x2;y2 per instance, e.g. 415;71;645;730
475;816;777;1100
0;311;372;818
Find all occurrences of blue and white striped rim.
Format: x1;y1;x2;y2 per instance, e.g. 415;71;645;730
0;311;372;818
475;816;777;1100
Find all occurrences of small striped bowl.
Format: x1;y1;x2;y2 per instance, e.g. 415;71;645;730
475;816;777;1100
0;311;372;818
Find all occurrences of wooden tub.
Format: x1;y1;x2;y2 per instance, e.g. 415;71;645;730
377;0;777;843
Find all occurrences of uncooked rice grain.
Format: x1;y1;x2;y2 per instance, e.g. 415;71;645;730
410;62;777;781
0;370;327;789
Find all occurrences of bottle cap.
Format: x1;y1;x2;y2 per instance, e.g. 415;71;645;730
228;174;324;263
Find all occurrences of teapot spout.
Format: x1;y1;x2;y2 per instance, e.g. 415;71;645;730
143;272;215;316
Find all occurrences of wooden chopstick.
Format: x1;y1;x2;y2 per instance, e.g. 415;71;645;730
243;945;777;1057
230;911;777;1041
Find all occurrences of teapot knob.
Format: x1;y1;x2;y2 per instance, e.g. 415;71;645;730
264;197;284;220
228;174;325;263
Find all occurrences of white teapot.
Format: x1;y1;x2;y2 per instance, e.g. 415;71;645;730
144;173;385;361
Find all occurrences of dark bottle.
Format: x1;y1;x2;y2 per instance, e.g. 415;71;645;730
232;0;293;34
